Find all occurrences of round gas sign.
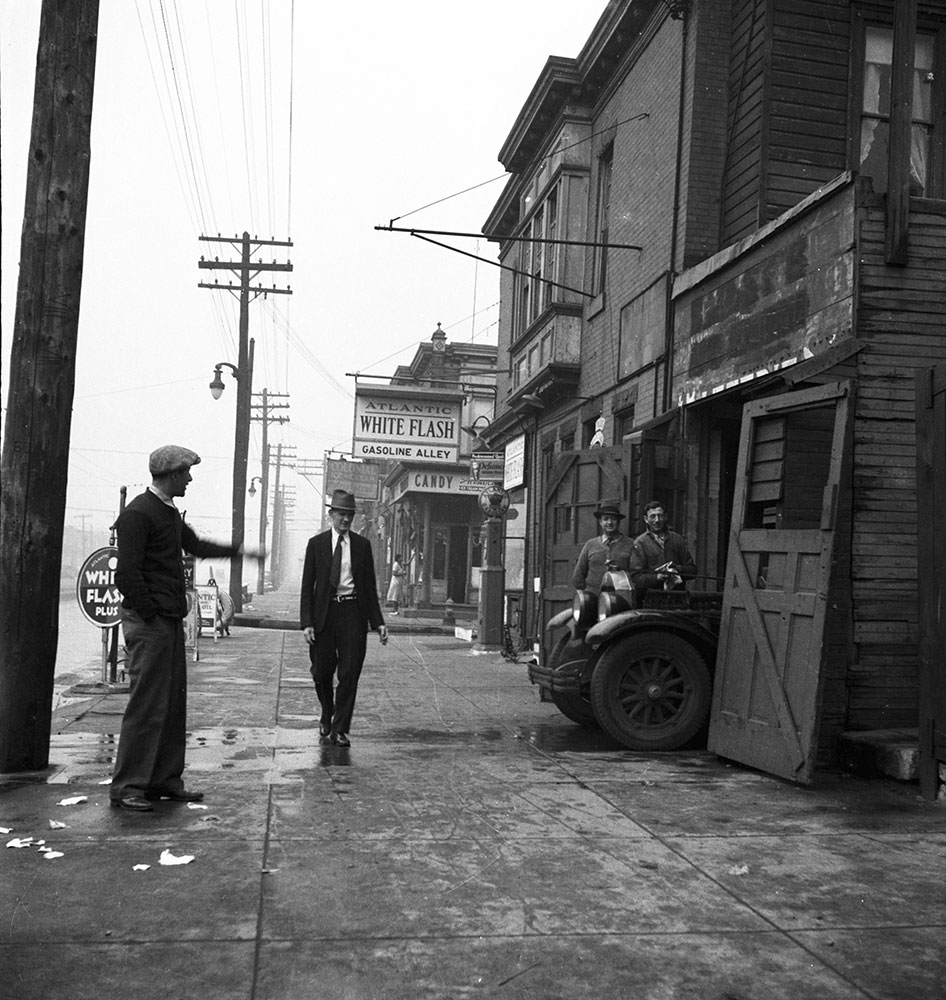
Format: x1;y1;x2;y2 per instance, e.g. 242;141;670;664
76;547;122;627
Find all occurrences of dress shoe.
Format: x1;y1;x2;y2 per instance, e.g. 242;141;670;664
110;794;154;812
145;788;204;802
332;732;351;747
319;721;332;738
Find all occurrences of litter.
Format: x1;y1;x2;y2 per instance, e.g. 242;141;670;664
0;826;11;834
41;850;64;860
728;864;750;876
6;838;33;849
132;864;151;871
49;820;67;830
159;849;195;866
57;796;88;807
186;802;208;810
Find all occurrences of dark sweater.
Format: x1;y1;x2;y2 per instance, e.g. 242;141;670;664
115;490;236;620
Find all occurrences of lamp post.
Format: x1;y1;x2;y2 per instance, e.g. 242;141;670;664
249;473;267;595
209;336;254;612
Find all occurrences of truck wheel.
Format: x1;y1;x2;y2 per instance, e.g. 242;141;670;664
547;632;598;728
589;633;710;750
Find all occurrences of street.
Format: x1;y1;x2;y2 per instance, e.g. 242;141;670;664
1;611;943;999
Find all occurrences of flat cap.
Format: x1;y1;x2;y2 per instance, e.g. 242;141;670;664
149;445;201;476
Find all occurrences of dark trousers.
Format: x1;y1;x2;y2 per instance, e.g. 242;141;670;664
111;610;188;799
309;600;368;735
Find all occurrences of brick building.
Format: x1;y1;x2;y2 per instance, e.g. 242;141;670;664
482;0;946;788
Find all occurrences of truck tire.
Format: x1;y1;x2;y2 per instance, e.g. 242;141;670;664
547;632;598;728
589;632;711;750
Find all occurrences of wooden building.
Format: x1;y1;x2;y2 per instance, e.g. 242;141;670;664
483;0;946;786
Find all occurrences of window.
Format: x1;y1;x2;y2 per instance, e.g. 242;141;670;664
614;407;636;444
592;144;613;295
517;183;560;334
859;24;936;196
618;278;668;378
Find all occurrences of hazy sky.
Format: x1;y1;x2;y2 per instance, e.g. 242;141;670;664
1;1;603;577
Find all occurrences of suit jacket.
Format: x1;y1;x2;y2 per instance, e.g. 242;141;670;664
300;529;384;635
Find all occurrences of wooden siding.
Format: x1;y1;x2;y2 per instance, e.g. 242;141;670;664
721;0;769;245
765;0;851;220
847;194;946;730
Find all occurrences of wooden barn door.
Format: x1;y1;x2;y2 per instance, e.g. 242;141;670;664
916;366;946;800
708;382;852;784
542;445;628;654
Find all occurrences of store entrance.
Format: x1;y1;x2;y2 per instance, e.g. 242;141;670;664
431;524;470;603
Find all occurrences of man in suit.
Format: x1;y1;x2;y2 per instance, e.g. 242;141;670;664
300;489;388;747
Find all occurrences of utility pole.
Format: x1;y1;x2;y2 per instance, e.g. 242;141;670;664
250;388;289;595
198;232;292;612
0;0;100;773
268;443;296;588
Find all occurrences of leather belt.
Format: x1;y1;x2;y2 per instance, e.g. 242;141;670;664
332;593;357;603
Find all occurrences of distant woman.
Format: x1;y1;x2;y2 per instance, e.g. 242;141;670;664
387;553;407;615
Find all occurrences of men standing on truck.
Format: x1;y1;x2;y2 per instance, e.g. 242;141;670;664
628;500;697;598
572;498;635;594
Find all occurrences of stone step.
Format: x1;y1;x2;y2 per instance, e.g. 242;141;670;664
838;728;919;782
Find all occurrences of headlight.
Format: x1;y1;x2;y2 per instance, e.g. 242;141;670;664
572;590;598;627
598;590;632;622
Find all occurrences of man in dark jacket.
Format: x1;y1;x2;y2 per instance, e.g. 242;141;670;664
300;489;387;747
110;445;261;811
628;500;697;598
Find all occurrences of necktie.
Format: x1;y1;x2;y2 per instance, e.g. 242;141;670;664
330;535;343;590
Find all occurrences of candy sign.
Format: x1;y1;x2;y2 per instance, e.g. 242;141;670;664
76;547;122;627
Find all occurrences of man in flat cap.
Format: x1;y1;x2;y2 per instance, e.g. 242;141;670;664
110;445;263;811
300;489;387;747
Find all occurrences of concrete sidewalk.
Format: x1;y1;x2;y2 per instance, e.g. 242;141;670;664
1;613;944;999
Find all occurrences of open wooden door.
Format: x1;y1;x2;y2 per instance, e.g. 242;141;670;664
541;445;628;655
708;382;852;784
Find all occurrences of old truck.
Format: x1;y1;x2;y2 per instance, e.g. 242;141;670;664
528;571;723;751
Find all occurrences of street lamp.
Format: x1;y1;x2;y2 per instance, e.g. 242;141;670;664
209;362;238;400
248;476;263;497
208;338;254;611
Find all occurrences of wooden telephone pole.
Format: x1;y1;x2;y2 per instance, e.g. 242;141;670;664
250;388;290;595
198;233;292;611
0;0;100;772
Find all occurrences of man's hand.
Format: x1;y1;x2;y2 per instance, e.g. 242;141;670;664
243;545;266;561
302;626;315;645
377;625;389;646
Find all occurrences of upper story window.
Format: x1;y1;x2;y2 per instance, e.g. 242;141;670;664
859;23;938;196
591;144;613;295
517;183;559;335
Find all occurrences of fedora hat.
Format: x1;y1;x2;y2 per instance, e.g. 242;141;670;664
593;498;624;519
326;488;357;513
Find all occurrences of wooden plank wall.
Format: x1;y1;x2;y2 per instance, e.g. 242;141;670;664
721;0;768;245
850;195;946;730
766;0;850;219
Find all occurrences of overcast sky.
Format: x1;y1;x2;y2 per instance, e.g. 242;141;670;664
1;0;603;577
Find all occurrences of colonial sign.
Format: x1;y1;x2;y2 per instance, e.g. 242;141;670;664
76;547;122;627
353;384;462;464
325;457;381;501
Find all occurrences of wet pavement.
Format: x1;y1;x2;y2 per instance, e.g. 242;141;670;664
1;592;944;999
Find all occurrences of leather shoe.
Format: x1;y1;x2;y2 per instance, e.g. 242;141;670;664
319;721;332;738
110;794;153;812
145;788;204;802
332;732;351;747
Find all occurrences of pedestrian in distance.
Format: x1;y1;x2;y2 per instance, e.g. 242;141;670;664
386;552;407;615
628;499;697;598
110;445;264;812
300;489;388;747
572;497;635;595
